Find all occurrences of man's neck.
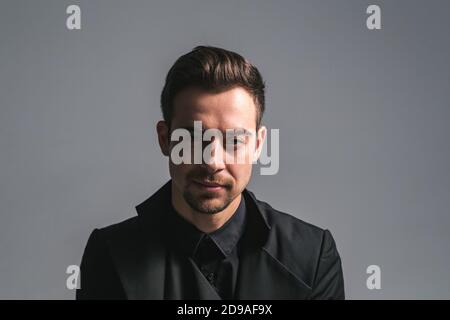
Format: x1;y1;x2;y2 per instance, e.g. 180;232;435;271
171;185;242;233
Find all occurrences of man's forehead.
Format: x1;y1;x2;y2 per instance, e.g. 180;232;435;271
173;102;256;124
172;87;257;125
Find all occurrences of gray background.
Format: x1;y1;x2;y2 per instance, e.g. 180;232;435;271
1;0;449;299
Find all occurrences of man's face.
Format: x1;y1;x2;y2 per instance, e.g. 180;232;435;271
157;86;266;214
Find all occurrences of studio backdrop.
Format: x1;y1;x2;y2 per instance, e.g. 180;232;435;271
1;0;449;299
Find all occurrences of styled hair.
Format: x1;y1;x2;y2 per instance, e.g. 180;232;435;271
160;45;266;129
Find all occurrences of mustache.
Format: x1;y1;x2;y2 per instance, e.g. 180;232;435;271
186;170;232;187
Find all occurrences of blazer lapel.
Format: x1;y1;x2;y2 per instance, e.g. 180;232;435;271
189;258;222;300
235;190;313;299
126;180;223;300
115;181;172;299
106;211;166;299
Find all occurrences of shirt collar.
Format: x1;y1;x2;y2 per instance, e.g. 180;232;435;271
168;195;247;258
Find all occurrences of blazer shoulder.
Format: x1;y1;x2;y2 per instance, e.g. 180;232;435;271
77;217;140;300
255;198;342;291
94;215;142;246
256;198;326;244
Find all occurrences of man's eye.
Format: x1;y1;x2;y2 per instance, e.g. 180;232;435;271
233;138;244;145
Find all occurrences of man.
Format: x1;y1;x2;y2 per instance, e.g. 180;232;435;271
76;46;345;300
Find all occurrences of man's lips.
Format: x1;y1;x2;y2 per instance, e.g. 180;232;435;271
192;180;226;189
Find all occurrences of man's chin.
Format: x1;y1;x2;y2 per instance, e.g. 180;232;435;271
184;193;229;214
197;201;228;214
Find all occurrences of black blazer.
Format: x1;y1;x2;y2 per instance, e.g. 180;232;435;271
76;180;345;300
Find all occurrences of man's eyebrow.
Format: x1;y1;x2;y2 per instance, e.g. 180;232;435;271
227;128;254;136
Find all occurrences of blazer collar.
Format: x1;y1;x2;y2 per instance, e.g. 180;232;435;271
132;180;312;299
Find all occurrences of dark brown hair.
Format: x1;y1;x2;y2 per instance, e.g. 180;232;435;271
160;46;266;129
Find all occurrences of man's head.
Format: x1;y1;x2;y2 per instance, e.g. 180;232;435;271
157;46;266;215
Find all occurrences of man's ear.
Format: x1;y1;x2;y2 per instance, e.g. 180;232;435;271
254;125;267;161
156;120;170;156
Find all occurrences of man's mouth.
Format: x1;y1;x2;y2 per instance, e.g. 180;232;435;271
192;180;226;191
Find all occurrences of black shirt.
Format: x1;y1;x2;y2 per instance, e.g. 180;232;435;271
167;196;247;300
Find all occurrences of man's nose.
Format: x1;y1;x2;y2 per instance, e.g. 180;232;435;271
203;138;226;173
